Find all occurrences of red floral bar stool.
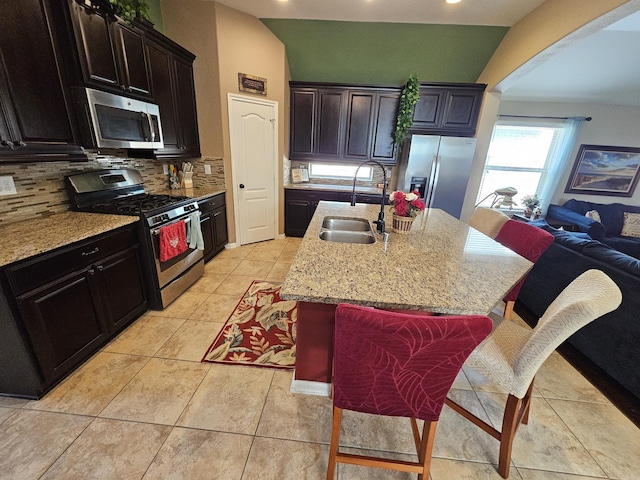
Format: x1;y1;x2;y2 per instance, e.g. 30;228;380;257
495;219;554;320
326;304;492;480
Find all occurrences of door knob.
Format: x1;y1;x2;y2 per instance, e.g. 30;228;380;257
239;184;245;189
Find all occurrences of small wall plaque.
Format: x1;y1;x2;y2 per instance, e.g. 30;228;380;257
238;73;267;96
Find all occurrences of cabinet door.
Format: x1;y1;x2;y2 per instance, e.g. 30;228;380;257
69;1;121;88
438;88;484;134
146;40;180;154
173;55;200;157
200;214;215;261
212;205;228;254
16;270;108;383
412;88;445;129
114;21;151;96
370;92;400;164
316;90;344;158
96;247;146;332
0;0;84;161
290;89;316;158
344;91;374;160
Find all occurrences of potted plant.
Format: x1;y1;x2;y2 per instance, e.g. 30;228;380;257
521;194;541;218
388;190;426;233
393;74;420;156
108;0;150;22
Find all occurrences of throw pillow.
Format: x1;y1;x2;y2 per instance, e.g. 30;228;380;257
585;209;602;223
621;212;640;238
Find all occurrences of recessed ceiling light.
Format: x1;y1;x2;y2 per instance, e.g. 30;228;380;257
446;0;462;4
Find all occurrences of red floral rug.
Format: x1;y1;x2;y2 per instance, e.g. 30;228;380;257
201;280;297;369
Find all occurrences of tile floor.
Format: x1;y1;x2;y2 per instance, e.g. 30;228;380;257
1;237;639;479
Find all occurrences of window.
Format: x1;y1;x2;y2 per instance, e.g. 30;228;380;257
476;117;583;211
308;162;373;181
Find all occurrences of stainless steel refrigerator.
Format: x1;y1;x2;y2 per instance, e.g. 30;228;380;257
396;135;477;219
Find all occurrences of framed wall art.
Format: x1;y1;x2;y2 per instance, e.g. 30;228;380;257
565;144;640;197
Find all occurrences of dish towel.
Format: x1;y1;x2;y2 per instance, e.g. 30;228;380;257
159;220;188;262
186;211;205;250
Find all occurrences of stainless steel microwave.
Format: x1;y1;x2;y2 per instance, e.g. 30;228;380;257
77;88;164;149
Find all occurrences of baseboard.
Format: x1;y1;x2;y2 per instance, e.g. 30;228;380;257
276;233;286;240
224;242;239;249
290;376;331;396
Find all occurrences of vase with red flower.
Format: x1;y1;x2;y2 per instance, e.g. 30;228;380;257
388;190;426;234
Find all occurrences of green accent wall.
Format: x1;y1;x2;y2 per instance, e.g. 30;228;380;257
261;19;508;85
146;0;163;32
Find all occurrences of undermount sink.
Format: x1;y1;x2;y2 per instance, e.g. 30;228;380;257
319;216;376;244
321;217;372;232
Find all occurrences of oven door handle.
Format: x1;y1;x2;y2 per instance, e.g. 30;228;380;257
151;216;194;236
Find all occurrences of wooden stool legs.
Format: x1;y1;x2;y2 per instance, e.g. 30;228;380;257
326;406;437;479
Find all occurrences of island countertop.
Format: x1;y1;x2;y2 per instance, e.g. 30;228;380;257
280;202;533;315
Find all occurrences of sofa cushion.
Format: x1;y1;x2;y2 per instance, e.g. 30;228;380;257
582;242;640;276
601;235;640;260
592;203;624;235
620;212;640;238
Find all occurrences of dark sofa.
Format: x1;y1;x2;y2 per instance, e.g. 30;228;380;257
547;199;640;259
518;221;640;403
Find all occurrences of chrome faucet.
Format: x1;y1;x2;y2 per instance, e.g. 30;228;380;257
350;160;387;234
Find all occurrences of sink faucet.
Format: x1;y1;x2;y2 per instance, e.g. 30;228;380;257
350;160;387;234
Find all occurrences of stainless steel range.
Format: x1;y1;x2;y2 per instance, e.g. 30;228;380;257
65;169;204;310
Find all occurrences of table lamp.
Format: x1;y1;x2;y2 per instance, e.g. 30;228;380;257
475;187;518;209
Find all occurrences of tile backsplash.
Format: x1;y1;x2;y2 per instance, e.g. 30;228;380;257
0;152;225;225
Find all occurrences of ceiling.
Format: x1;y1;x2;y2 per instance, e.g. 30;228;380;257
215;0;640;106
213;0;547;27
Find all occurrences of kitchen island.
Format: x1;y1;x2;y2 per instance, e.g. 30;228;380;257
280;201;532;392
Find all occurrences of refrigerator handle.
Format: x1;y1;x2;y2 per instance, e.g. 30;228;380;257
425;155;440;209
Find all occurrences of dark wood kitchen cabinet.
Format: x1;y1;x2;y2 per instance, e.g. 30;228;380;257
411;84;486;136
285;188;386;237
145;28;201;159
67;0;151;96
199;193;228;262
0;0;85;162
0;225;146;398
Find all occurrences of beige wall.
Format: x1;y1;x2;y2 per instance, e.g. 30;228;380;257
461;0;637;221
161;0;288;244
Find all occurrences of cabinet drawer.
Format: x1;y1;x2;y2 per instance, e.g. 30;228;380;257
285;189;342;202
198;193;225;214
6;226;138;296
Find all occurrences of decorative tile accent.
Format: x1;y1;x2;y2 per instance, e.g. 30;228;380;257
0;151;225;225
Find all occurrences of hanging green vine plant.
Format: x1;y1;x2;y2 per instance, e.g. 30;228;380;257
393;74;420;154
108;0;150;23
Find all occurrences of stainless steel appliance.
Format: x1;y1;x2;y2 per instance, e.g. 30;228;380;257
396;135;477;219
74;88;164;149
66;169;203;310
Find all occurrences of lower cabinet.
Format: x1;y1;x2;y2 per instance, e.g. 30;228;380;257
0;224;146;398
285;188;387;237
199;193;228;262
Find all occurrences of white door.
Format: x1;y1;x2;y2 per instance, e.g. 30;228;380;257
228;94;278;245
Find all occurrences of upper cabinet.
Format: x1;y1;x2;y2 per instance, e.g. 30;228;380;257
145;27;201;159
411;84;486;137
289;82;399;165
68;0;151;97
289;82;483;165
0;0;86;162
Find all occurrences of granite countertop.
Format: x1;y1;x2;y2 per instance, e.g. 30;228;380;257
151;187;226;200
0;212;139;267
285;183;383;195
280;202;533;315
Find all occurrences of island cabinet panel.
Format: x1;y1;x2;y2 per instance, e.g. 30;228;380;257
411;84;486;137
0;225;146;398
199;193;228;262
68;0;151;96
0;0;85;162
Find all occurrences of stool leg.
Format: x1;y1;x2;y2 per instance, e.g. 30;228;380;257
326;406;342;480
